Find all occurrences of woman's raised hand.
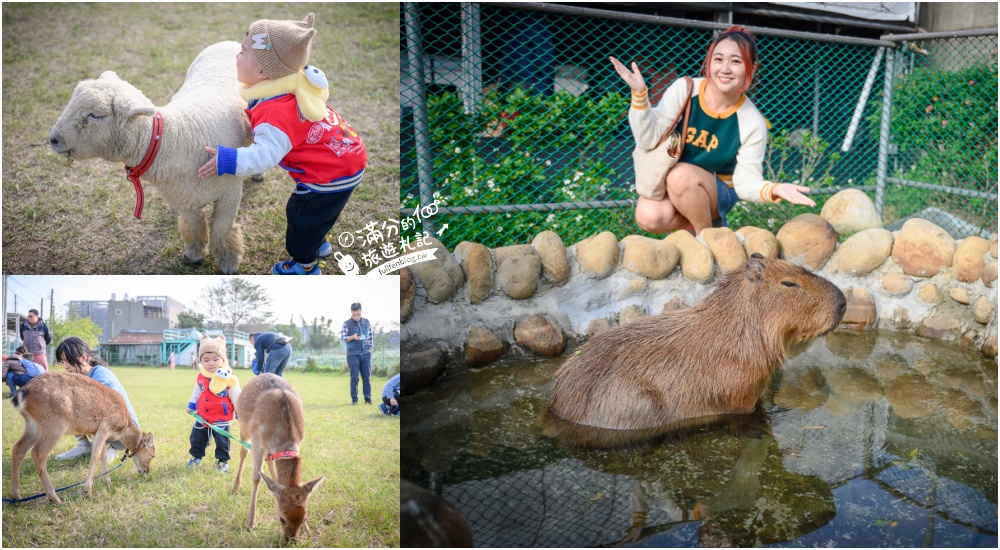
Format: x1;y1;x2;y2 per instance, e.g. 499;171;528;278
609;56;646;93
772;183;817;207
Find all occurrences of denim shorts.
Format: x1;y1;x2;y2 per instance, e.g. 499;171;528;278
715;176;739;227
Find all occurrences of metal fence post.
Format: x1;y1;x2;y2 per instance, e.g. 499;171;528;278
403;2;436;232
875;45;898;219
461;3;483;113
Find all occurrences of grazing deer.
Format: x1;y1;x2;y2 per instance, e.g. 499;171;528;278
233;373;323;541
9;372;155;503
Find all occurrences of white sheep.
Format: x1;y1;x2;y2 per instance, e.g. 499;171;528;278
49;41;251;274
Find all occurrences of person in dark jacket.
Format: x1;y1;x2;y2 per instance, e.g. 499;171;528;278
250;332;292;377
3;346;42;396
19;309;51;369
341;302;374;405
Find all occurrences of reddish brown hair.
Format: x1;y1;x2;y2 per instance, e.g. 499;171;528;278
700;26;760;93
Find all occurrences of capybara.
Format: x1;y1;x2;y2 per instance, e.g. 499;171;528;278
548;253;846;431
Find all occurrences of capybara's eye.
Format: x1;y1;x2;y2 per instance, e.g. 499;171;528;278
781;281;799;288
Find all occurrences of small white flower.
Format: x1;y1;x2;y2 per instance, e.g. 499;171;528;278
545;160;552;166
463;187;474;197
454;147;461;154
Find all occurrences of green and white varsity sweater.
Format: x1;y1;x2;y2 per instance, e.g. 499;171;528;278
629;77;779;204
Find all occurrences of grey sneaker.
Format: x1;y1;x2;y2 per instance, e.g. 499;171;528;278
187;457;202;467
55;440;93;460
217;461;229;473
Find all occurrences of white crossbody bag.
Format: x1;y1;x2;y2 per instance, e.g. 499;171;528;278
632;76;694;200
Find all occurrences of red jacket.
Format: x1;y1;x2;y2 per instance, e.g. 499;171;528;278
195;373;235;424
248;94;367;192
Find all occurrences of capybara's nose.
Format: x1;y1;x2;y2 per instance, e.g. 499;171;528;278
836;291;847;316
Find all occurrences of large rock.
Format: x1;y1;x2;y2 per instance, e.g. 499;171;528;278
401;341;447;392
819;189;882;234
953;236;991;283
701;227;746;273
664;230;713;282
984;261;997;288
948;287;970;305
494;245;542;299
917;315;962;341
840;287;877;330
621;235;679;279
917;283;942;305
776;214;837;270
465;324;506;367
408;237;465;303
880;273;913;296
401;267;415;323
514;314;565;357
531;231;570;284
454;241;493;304
736;226;779;259
828;228;893;276
891;218;956;277
575;232;619;279
618;304;647;326
973;297;993;324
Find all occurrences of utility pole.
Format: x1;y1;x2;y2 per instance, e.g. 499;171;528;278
50;289;55;322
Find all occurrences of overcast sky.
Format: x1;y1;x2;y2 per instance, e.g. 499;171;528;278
4;275;399;329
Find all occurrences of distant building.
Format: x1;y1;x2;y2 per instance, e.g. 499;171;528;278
68;294;187;344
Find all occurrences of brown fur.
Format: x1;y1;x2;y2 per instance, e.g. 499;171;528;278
549;254;846;431
9;372;155;503
232;373;323;541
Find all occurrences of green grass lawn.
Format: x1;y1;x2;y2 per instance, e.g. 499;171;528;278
2;367;399;547
1;2;399;274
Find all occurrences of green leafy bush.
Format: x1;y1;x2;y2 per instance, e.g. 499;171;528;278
402;88;630;248
868;61;998;193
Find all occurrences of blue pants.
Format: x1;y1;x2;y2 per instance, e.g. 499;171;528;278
348;353;372;403
286;186;356;264
6;372;32;395
189;422;231;462
715;175;740;227
262;344;291;377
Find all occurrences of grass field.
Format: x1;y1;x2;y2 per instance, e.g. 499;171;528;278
1;2;399;274
1;367;400;547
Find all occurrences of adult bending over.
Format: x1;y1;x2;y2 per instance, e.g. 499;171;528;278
54;337;142;461
611;26;814;235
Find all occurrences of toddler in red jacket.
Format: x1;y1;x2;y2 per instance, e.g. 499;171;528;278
187;335;241;473
198;13;367;275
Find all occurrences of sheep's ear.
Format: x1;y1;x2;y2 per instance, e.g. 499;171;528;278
99;71;121;81
125;104;157;119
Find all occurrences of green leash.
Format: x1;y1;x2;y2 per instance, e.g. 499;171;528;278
187;410;252;450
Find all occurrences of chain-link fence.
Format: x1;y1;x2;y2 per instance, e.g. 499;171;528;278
400;3;997;250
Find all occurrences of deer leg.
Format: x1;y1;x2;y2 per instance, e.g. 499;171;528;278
98;440;111;486
85;428;112;498
247;448;265;530
31;426;67;504
232;442;249;494
10;420;41;501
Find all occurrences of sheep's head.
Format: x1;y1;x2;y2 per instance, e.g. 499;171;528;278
49;71;157;163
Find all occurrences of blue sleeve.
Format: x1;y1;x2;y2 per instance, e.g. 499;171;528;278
217;145;238;176
367;322;374;351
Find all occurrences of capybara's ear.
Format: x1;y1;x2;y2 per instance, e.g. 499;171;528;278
746;255;766;283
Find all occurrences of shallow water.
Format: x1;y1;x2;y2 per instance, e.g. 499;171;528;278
401;332;998;547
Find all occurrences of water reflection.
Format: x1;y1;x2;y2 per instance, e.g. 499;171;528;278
401;333;998;547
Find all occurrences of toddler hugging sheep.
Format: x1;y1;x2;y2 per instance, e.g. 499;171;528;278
199;13;367;275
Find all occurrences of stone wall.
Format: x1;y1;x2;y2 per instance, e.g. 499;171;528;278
401;191;997;392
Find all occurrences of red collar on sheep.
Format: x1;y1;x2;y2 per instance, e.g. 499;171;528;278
123;112;164;219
